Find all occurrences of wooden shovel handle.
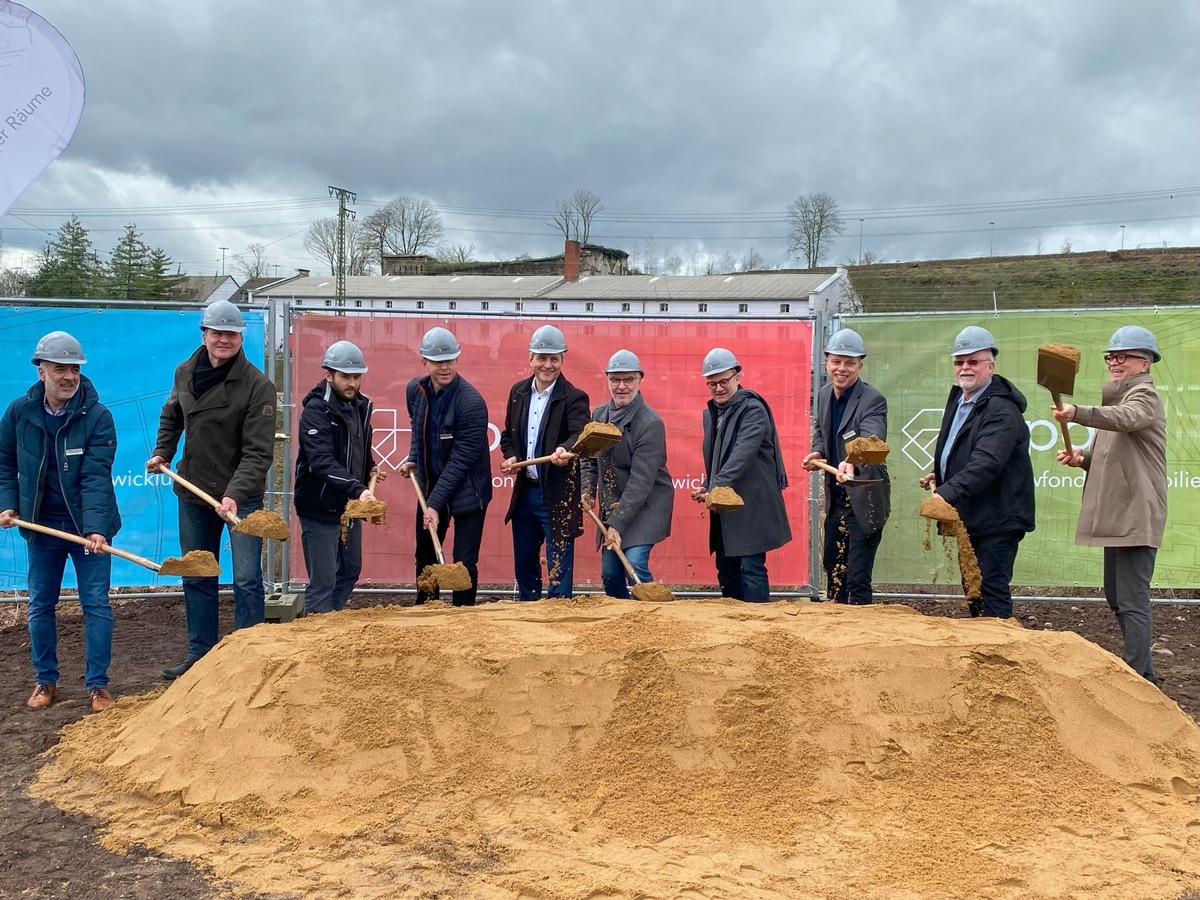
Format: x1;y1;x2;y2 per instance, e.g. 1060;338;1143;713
583;506;642;585
155;465;242;525
11;517;160;572
1050;392;1075;455
367;470;378;493
507;451;577;471
409;476;445;564
809;457;842;477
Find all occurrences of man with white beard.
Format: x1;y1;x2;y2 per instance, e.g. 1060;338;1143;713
919;326;1035;619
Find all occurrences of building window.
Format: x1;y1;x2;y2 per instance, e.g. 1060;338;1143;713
416;300;424;310
698;303;708;313
514;300;523;311
585;302;594;312
738;303;749;313
481;301;490;311
659;302;669;312
549;301;558;312
779;303;790;313
354;300;363;308
620;302;631;313
448;300;457;310
385;300;393;309
325;299;332;307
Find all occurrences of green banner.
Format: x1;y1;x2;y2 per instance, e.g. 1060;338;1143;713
846;309;1200;589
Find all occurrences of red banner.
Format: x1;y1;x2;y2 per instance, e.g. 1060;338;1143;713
289;316;813;589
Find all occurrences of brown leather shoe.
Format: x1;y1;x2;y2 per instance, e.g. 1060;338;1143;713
27;683;56;709
89;688;113;713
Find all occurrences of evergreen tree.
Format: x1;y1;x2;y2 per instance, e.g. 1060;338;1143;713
143;247;184;300
25;216;105;298
108;224;152;299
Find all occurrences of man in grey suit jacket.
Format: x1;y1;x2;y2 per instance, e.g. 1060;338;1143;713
581;350;673;598
803;329;890;604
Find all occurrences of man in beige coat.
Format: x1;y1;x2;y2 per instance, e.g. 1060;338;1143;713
1052;325;1166;685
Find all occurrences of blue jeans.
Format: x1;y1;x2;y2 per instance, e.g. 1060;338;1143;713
178;498;265;661
713;517;769;601
601;544;652;599
26;518;113;690
511;483;574;600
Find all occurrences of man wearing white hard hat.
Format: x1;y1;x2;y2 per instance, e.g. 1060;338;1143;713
1052;325;1165;684
0;332;120;713
148;299;277;680
691;348;790;601
920;325;1035;618
803;328;890;604
499;324;590;600
581;349;673;598
399;327;492;606
294;340;379;615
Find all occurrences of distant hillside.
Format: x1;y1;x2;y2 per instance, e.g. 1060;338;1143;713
846;247;1200;313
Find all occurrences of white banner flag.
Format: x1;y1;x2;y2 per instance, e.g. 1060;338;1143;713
0;2;85;217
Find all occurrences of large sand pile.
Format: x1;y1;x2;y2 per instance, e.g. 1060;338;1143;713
34;599;1200;899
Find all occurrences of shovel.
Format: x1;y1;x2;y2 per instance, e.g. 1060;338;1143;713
342;470;386;522
1037;343;1081;454
844;436;891;466
809;457;881;487
155;464;290;540
507;421;623;470
10;518;221;576
583;506;675;602
409;476;472;593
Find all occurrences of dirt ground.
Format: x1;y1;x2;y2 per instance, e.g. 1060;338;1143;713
1;590;1197;900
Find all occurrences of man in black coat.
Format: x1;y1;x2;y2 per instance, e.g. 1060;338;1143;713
293;340;378;615
803;329;890;604
920;326;1035;619
499;325;590;600
399;327;493;606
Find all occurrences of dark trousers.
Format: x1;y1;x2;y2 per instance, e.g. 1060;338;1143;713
300;516;362;614
511;482;574;600
822;502;883;604
1104;545;1158;684
963;529;1024;619
415;505;486;606
178;498;264;662
713;517;769;602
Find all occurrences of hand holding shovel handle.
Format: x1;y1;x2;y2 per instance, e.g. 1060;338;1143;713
1049;392;1074;455
809;456;881;487
584;507;641;585
11;517;166;573
155;464;242;525
409;476;446;564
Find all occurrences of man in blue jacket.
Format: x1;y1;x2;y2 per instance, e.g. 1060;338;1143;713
0;332;121;713
399;327;492;606
294;340;379;615
921;326;1035;619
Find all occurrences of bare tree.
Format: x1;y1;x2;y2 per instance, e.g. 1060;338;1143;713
740;247;765;271
663;254;683;275
232;242;270;279
718;249;737;274
303;216;375;275
572;189;605;243
362;196;445;264
786;192;845;268
549;199;578;242
435;242;476;263
0;266;29;297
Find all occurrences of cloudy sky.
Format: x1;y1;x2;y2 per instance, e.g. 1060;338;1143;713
2;0;1197;278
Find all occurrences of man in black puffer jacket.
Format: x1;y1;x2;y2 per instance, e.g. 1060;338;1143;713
294;341;378;615
921;326;1035;619
399;327;492;606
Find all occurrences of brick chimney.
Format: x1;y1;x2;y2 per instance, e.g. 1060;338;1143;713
563;240;581;282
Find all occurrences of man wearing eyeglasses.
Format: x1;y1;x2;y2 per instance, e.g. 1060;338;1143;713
919;326;1034;618
1051;326;1166;685
580;350;673;598
691;347;790;602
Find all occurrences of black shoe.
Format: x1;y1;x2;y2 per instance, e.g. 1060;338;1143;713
967;598;984;618
161;659;196;680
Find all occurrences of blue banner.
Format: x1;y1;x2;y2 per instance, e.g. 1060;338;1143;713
0;305;267;589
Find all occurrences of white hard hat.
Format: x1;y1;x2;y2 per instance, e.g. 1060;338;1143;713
605;349;643;374
701;347;741;378
952;325;998;358
825;328;867;358
1106;325;1161;363
529;324;567;354
201;299;246;333
31;331;87;366
420;326;461;362
322;340;368;373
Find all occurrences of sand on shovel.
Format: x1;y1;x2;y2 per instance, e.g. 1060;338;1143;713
157;550;221;577
631;581;676;603
233;509;290;540
919;493;960;523
705;485;744;511
419;562;473;592
339;499;387;541
845;435;890;465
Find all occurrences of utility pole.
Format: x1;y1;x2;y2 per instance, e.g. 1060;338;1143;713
218;246;228;276
1120;225;1125;251
858;219;864;264
328;186;357;311
989;223;995;257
